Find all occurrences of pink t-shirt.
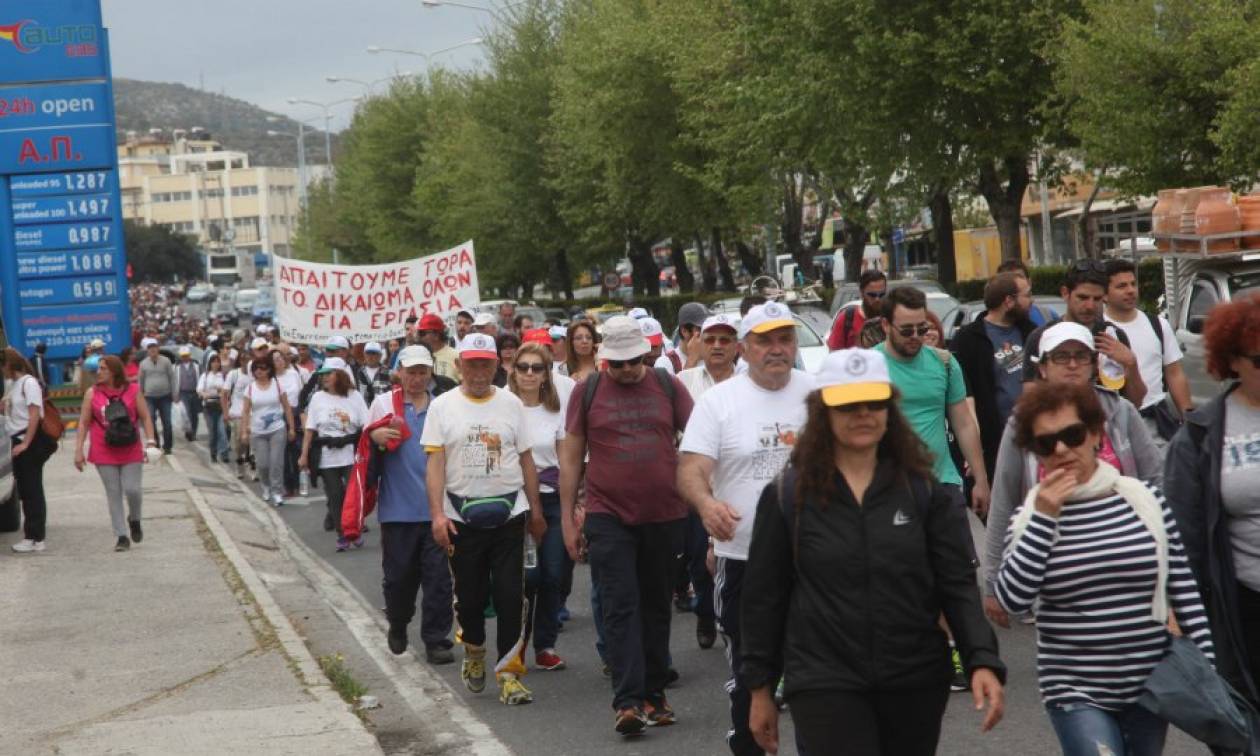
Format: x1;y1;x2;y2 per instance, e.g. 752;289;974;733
88;383;144;465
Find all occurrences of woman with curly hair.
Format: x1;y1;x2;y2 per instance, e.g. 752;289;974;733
740;348;1005;755
1164;293;1260;709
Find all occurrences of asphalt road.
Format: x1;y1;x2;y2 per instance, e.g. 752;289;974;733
169;433;1212;756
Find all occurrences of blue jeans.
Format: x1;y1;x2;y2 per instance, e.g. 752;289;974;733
146;394;173;452
1047;702;1167;756
525;493;573;652
204;402;228;461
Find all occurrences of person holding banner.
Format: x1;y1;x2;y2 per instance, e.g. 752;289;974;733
422;332;546;707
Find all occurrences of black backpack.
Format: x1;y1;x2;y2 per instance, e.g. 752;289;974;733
102;388;138;447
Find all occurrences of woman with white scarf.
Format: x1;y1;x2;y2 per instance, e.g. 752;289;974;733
995;381;1213;755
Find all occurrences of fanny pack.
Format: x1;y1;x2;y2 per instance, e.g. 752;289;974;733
447;491;516;530
316;431;361;450
1140;395;1183;442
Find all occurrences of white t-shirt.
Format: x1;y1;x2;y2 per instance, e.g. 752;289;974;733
654;346;684;375
3;374;42;437
305;391;369;468
677;365;733;401
198;371;228;400
226;368;251;419
419;387;531;522
275;368;305;408
679;370;816;560
1108;312;1182;409
246;380;286;435
520;375;575;493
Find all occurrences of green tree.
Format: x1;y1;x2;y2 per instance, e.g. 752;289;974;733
123;220;201;282
1058;0;1260;195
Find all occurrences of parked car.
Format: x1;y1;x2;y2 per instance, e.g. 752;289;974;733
234;288;260;317
830;279;944;316
542;307;570;325
212;292;238;325
1174;259;1260;403
251;289;275;323
185;284;215;303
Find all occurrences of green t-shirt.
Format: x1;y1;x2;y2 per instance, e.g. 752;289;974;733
876;342;967;486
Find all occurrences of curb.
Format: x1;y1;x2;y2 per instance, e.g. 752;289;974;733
165;454;385;754
181;446;512;756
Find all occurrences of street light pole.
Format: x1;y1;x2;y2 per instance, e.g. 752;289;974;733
420;0;527;16
365;38;484;70
267;120;319;259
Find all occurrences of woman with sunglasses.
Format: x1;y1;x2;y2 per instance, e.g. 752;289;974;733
508;342;577;670
742;348;1005;755
996;381;1213;755
1164;295;1260;711
562;321;599;381
239;357;296;507
983;321;1163;627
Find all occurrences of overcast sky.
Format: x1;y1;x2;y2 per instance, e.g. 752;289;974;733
102;0;493;130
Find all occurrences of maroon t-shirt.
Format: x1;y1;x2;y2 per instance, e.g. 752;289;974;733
566;371;694;525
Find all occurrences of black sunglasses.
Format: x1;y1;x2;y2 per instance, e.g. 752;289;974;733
894;323;932;338
607;356;644;369
830;399;891;414
863;290;887;299
514;362;547;375
1030;422;1089;457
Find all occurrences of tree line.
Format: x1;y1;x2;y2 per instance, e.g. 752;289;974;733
292;0;1260;297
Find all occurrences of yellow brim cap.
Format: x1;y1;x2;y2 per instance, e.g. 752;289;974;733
821;381;892;407
749;318;795;335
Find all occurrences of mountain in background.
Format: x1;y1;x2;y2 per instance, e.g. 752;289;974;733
112;78;340;168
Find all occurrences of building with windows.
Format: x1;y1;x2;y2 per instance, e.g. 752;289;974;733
117;130;302;287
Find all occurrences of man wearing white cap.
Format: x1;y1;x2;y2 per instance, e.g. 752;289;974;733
472;312;499;338
176;345;202;443
138;337;177;454
357;341;392;405
367;345;456;665
981;321;1162;628
678;301;815;754
640;317;667;366
421;332;544;706
560;316;695;734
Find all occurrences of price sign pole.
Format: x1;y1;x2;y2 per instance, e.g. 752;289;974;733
0;1;131;378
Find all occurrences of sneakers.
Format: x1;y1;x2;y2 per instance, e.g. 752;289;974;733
335;537;350;552
614;707;647;736
461;647;486;693
11;539;45;553
425;646;455;665
271;493;284;507
128;520;143;543
774;677;786;710
535;650;566;671
644;698;676;726
115;536;131;552
665;667;680;687
387;624;408;655
696;615;716;649
950;647;969;692
498;673;533;706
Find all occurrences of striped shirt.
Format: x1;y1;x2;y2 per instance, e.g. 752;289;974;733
995;486;1213;709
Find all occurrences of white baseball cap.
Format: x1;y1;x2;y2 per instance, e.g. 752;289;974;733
738;302;795;339
1035;322;1095;361
548;325;568;341
458;333;499;360
256;324;271;335
89;337;106;349
250;337;268;351
325;335;350;351
472;313;497;328
363;341;384;354
816;348;893;407
626;307;650;320
701;314;739;334
396;344;435;368
317;356;348;375
140;337;157;349
178;345;192;356
596;316;650;362
639;317;665;347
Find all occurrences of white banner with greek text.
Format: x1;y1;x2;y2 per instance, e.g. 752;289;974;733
275;241;479;344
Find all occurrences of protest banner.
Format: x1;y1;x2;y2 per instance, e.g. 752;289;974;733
275;240;479;344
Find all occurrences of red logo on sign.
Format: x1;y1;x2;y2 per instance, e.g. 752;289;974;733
0;20;33;52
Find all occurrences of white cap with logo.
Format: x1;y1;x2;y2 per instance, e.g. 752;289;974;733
738;302;795;339
396;345;434;368
458;333;499;360
815;348;893;407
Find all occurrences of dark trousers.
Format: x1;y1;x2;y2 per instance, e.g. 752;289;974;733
145;394;173;452
686;511;715;621
789;686;950;756
12;437;49;542
450;514;526;668
1240;582;1260;706
320;466;350;535
380;521;454;650
525;493;574;652
584;512;685;711
283;436;301;494
716;556;761;756
179;390;201;440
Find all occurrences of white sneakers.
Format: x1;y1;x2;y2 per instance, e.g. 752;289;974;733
271;493;284;507
11;539;46;553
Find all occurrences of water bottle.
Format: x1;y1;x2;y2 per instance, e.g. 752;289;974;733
299;469;310;497
524;535;538;569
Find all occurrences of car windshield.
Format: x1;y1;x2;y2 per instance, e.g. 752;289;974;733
924;294;960;320
795;317;822;348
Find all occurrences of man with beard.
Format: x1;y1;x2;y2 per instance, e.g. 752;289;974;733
827;269;887;350
951;272;1036;485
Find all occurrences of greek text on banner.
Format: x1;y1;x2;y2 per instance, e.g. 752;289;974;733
275;241;479;344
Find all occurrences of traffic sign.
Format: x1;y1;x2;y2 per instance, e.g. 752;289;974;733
602;272;621;290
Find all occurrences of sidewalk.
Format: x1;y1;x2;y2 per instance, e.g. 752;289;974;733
0;442;383;755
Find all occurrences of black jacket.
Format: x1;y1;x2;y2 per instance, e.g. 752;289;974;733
740;460;1005;697
951;315;1036;481
1164;383;1259;705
